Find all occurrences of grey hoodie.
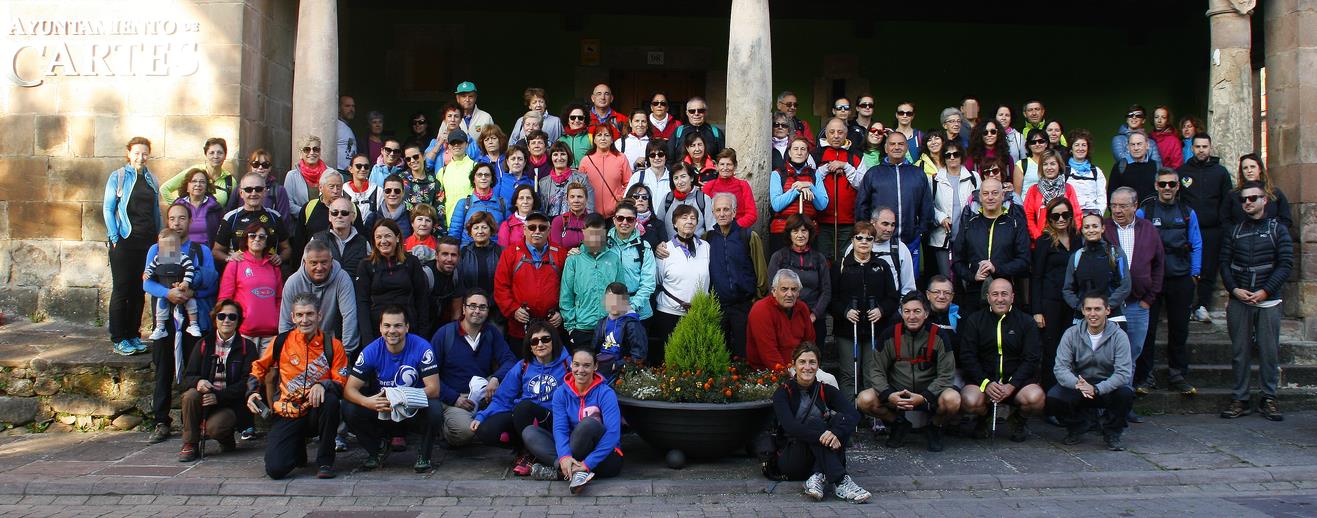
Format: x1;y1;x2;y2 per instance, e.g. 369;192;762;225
279;260;360;353
1054;320;1131;396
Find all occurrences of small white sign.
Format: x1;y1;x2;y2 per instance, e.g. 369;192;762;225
647;51;664;65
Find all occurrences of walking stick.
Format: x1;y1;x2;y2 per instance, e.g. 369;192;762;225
850;298;860;398
867;297;878;380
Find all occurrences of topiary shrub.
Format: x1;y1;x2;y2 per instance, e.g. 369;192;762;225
663;292;728;374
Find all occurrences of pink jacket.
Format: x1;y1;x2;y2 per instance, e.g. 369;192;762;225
218;254;282;337
703;176;758;229
498;214;528;249
1150;129;1184;170
578;151;632;218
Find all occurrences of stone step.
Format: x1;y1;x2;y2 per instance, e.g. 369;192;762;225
1134;387;1317;414
1184;340;1317;365
1152;363;1317;388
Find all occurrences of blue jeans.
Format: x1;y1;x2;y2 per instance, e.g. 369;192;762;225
1122;302;1150;389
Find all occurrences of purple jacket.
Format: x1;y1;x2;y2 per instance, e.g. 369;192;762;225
1104;218;1164;306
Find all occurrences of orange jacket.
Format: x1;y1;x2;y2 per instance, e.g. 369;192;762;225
249;330;347;418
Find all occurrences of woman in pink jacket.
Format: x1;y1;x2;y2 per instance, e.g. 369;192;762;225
497;184;537;249
701;148;757;229
578;124;632;218
217;222;281;350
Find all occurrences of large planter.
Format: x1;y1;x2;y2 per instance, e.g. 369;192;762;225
618;396;773;462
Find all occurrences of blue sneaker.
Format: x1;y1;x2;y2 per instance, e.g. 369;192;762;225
112;340;136;356
130;337;149;354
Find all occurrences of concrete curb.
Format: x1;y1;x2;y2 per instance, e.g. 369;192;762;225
4;465;1311;497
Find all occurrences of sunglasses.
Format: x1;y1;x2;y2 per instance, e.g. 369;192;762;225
383;188;402;194
632;194;650;200
382;147;399;155
1127;111;1146;118
215;312;240;322
526;224;549;231
687;108;708;114
614;215;636;223
853;235;875;242
249;160;271;169
648;151;666;158
869;127;887;135
781;101;798;108
651;100;667;107
568;115;587;122
329;209;352;217
248;234;269;240
1050;211;1073;221
412;119;427;125
984;128;999;136
302;146;321;153
896;110;914;117
242;186;266;193
857;102;874;108
405;154;421;162
1240;194;1263;203
942;151;962;159
1157;181;1178;188
834;104;851;111
529;335;554;345
351;163;369;170
773;122;789;129
1029;140;1047;146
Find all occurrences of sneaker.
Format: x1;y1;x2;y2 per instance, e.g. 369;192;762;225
334;436;348;452
177;443;198;462
1062;430;1084;445
130;337;149;353
1220;399;1251;419
568;470;595;495
113;340;136;356
1126;410;1145;424
833;475;871;504
1170;379;1197;396
802;472;826;501
148;423;171;444
512;452;535;476
1007;411;1027;443
147;326;168;341
870;418;887;436
361;452;383;470
925;425;945;452
1260;397;1284;422
240;427;257;441
316;465;336;479
216;436;236;453
1193;306;1211;323
1104;432;1124;451
184;323;202;337
885;418;910;448
414;456;431;473
530;463;563;481
390;436;407;452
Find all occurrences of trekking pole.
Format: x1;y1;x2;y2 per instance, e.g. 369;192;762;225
850;298;860;398
867;297;878;379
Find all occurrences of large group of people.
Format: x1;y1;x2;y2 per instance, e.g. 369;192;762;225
99;83;1293;502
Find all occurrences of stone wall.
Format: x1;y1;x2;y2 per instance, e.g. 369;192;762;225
0;363;153;432
0;1;294;325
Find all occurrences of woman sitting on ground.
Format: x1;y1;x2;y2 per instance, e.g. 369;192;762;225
523;349;623;494
471;322;570;477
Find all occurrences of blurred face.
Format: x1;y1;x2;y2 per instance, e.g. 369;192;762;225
382;181;404;208
1081;215;1104;242
528;95;546;112
583;226;606;252
319;173;343;201
995;107;1012;128
983;121;1000;146
1041;157;1061;179
1071;138;1089;160
857;96;875;117
1045;122;1062;143
605;291;629;316
568;109;587;129
515;189;535;214
1110;192;1136;225
772;278;801;308
980;179;1004;212
462;294;489;327
1192;138;1212;162
436;243;459;273
717;158;736;178
214;304;240;337
825;120;847;147
349;156;371;181
901;299;928;331
927;281;953;312
382;140;401;165
651;94;669;117
186;172;209;198
1126;109;1146;130
712;196;735;226
793;351;819;384
1157;173;1180;203
630;113;648;136
567;188;587;213
167;205;190;234
506;150;526;172
1153;108;1170;131
961;99;979;120
301;140;322;165
686;100;707;125
778;94;798;117
1082;297;1110;329
1241;158;1262;182
328;199;354;231
470;221;492;244
473;166;493;190
866;123;885;145
374;225;398;255
832;98;852;119
524;218;549;246
987;279;1014;315
127;143;149;168
591;84;612;109
593;129;613;151
528;330;554;361
896;103;915;126
1240;187;1267;217
292;303;322;335
790;225;810;248
550;149;569;169
675;211;698;236
379;312;408;348
456;92;476;111
1049;203;1072;231
874;210;896;242
1128;134;1148;160
884;133;908;160
571;350;597;385
304;249;333;282
614;207;636;235
205;144;226;167
240;175;266;208
1024;102;1043;123
673;170;692;193
1180;119;1197;139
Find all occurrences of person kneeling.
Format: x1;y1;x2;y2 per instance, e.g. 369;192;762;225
471;322;571;476
1047;291;1135;451
246;294;347;479
342;306;443;472
958;278;1046;442
523;349;623;495
768;343;870;504
856;292;960;452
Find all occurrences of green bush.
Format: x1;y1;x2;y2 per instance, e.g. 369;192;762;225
663;292;729;373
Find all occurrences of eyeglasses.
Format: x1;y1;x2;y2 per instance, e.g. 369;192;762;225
405;154;421;162
1029;140;1047;146
687;108;707;114
853;235;875;242
1157;181;1178;188
412;119;427;125
1127;111;1146;119
857;102;874;108
651;100;667;107
984;128;999;136
632;194;650;200
773;122;789;129
241;186;266;193
529;336;554;345
1110;202;1133;209
215;312;240;322
834;104;851;111
1240;194;1263;203
248;234;269;242
568;115;587;122
1050;211;1073;221
351;163;369;170
383;188;402;194
781;101;798;108
942;151;961;159
329;209;352;217
302;146;321;154
526;224;549;231
614;215;636;223
648;151;666;158
464;303;489;312
896;110;914;117
382;147;399;155
249;160;271;169
927;289;953;297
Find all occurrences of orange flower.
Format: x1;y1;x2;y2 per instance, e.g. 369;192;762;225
731;375;740;382
724;388;734;397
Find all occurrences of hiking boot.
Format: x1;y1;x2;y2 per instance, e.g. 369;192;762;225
414;456;432;473
177;443;198;462
1220;399;1250;419
802;472;826;501
530;463;563;481
1193;306;1211;323
972;415;992;440
1104;432;1124;451
1170;379;1197;396
1007;411;1028;443
1062;430;1084;445
512;452;535;476
833;475;871;504
148;424;171;444
316;466;336;479
1260;397;1284;422
390;436;407;452
568;470;595;495
361;452;383;471
885;418;910;448
925;425;945;452
113;340;136;356
216;436;237;453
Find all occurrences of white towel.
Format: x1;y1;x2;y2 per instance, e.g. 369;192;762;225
378;386;430;422
468;376;489;415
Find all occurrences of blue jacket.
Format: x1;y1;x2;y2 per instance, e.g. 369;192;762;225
475;348;570;421
103;165;161;244
369;163;406;188
591;313;649;363
552;372;623;471
1111;124;1163;169
707;222;758;304
429;321;517;405
142;239;218;333
448;194;509;246
606;228;656;320
855;159;935;245
492;169;536;211
768;168;829;212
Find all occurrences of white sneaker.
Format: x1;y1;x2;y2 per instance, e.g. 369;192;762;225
834;475;871;503
568;470;595;495
803;472;826;501
184;323;202;337
1193;306;1212;323
148;326;168;340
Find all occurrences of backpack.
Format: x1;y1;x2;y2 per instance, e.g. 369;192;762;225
512;245;562;276
664;190;706;216
462;195;507;218
891;324;940;363
263;330;335;406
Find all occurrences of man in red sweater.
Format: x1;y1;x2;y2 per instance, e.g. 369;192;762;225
493;212;567;340
746;269;816;370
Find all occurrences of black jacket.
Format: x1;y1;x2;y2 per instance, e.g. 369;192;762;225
1109;159;1159;205
1031;233;1075;306
355;253;432;342
313;229;369;279
1227;187;1293;230
182;333;259;411
1221;217;1293;301
829;253;899;340
771;380;859;444
1177;156;1232;229
958;308;1042;390
952;205;1031;289
591;315;649;362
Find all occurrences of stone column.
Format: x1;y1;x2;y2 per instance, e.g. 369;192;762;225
1264;0;1317;338
290;0;340;168
1206;0;1255;179
724;0;772;232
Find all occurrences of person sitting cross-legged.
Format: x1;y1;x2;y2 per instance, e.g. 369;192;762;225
471;322;571;476
523;349;624;495
856;292;960;452
341;305;443;472
1047;291;1136;451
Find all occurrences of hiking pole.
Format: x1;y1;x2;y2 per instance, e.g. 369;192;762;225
867;297;878;378
850;298;860;398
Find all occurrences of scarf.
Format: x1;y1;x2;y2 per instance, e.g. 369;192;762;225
673;235;697;258
1068;157;1095;178
650;114;670;132
1039;174;1066;204
635;210;652;235
788;159;808;172
474;189;493;201
563;124;588;137
550;167;573;184
299;159;327;188
773;136;789;155
672;188;689;201
530;154;548;167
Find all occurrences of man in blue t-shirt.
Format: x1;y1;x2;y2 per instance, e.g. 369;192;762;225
342;306;442;472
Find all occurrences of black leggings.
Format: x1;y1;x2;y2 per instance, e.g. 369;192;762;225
523;416;622;478
474;399;551;450
775;416;848;483
108;242;150;342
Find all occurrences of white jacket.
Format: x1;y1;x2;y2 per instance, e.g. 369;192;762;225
929;167;981;248
655;237;711;316
1066;164;1108;214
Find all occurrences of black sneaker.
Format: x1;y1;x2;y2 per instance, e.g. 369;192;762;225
1260;397;1284;422
1007;411;1027;443
1104;432;1124;451
1169;380;1197;396
1062;430;1084;445
885;418;910;448
1220;400;1251;419
925;425;944;452
147;424;171;444
414;456;432;473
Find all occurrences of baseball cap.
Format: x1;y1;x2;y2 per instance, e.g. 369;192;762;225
448;128;469;144
455;81;477;94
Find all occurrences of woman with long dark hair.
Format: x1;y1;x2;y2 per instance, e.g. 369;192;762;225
967;119;1013;177
995;104;1026;163
472;322;570;476
1032;197;1078;389
355;218;431;342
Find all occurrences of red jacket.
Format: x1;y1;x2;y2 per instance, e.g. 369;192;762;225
813;146;861;225
703;176;757;229
1150;129;1184;170
649;114;682;141
771;162;818;233
746;296;816;370
1022;184;1082;241
494;242;568;339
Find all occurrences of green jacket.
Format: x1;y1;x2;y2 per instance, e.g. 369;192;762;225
606;227;656;320
866;322;956;404
559;245;623;331
161;165;235;207
558;133;593;169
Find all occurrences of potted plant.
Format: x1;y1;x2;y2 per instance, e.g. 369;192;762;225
615;292;783;466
